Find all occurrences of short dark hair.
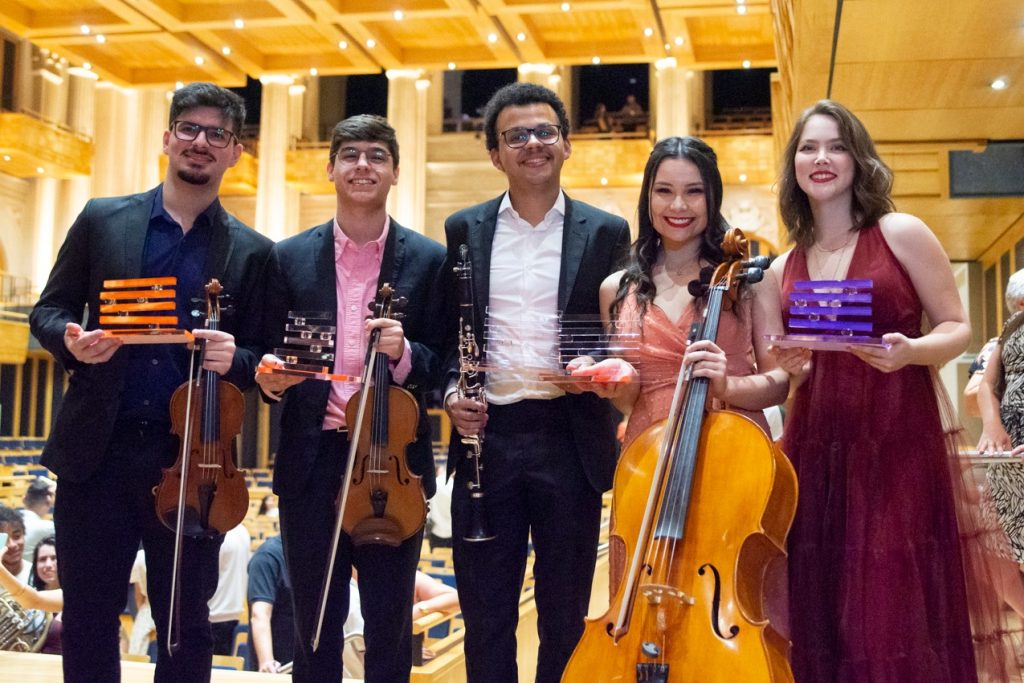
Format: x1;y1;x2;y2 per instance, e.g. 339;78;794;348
0;504;24;535
23;477;53;508
30;535;56;590
168;82;246;136
482;83;570;151
328;114;399;168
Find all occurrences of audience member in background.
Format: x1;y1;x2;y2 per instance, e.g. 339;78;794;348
0;533;62;653
208;523;250;655
128;548;155;656
19;476;56;563
426;465;453;549
247;535;294;673
593;103;612;134
257;494;279;518
0;505;29;584
617;94;645;132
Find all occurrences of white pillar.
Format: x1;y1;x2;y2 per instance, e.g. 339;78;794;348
57;68;99;256
302;77;320;141
652;58;693;140
93;83;141;197
424;70;444;136
136;88;169;191
256;76;298;241
385;70;428;233
517;64;573;124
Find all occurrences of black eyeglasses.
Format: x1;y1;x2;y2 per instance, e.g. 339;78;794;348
332;147;391;167
171;120;237;148
499;124;562;149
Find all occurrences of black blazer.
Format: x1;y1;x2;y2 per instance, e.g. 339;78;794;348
443;193;630;493
29;186;274;483
260;219;446;499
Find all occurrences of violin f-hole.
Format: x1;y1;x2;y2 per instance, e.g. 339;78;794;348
698;562;739;640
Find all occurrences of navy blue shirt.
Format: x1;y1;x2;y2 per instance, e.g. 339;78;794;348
117;185;216;423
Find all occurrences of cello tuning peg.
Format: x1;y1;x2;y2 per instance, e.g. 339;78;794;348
741;268;765;284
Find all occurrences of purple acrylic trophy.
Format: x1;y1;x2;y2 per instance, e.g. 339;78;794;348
765;279;891;351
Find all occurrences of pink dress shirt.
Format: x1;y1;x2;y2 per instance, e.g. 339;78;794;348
323;217;412;430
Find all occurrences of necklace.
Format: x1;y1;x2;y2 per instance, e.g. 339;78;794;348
813;228;856;253
808;234;857;281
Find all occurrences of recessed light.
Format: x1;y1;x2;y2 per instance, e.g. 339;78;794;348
222;47;231;55
195;56;205;66
737;5;747;14
742;59;751;69
561;2;570;11
309;68;318;76
338;41;348;50
592;56;601;65
674;37;684;46
448;62;456;70
80;25;90;35
234;19;245;29
96;34;106;44
517;32;526;41
2;155;10;162
600;177;608;186
83;62;92;70
487;33;498;44
175;81;184;89
366;39;376;48
991;77;1009;90
36;167;45;174
739;173;748;183
643;28;653;38
393;10;404;20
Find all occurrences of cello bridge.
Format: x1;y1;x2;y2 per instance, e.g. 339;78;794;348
197;463;222;470
641;584;694;606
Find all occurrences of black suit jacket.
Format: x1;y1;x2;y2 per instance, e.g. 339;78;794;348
443;193;630;493
260;219;446;499
29;186;274;483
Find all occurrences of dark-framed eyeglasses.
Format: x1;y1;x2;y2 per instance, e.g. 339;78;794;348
332;146;392;167
499;124;562;149
170;120;237;148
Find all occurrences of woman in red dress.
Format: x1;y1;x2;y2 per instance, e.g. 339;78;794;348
761;100;1012;682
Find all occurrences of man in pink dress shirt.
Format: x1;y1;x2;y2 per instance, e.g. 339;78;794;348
256;114;446;682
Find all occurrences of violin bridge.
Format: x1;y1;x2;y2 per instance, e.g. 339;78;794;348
197;463;222;470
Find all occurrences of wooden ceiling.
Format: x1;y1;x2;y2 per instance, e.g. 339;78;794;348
2;0;1022;261
0;0;773;83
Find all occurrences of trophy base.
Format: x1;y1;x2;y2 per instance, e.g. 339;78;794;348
765;334;890;351
102;329;194;345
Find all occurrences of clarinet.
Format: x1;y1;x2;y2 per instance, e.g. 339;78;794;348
454;244;495;542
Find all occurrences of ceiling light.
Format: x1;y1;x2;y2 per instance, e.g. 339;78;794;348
80;25;90;35
234;19;245;29
737;4;747;14
561;2;570;10
175;81;184;89
517;32;526;41
222;47;231;55
592;56;601;64
488;33;498;43
96;34;106;44
737;0;745;4
338;41;348;50
366;39;376;48
83;62;92;70
309;68;318;76
991;77;1009;90
644;28;654;38
664;43;671;51
36;167;45;174
393;10;404;20
448;62;456;70
2;155;10;162
739;173;748;183
742;59;751;68
674;36;684;46
600;177;608;186
195;56;205;66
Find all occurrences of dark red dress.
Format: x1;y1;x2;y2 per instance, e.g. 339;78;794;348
781;224;978;682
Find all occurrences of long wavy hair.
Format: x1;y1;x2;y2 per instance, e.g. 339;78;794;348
778;100;895;248
609;136;728;321
30;535;56;591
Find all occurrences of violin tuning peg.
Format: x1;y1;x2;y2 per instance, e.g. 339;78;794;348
393;296;408;309
392;312;406;321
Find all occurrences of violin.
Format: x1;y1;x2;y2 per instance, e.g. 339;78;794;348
152;278;248;654
562;229;797;682
310;283;426;650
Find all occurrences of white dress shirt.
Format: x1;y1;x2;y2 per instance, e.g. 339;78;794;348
484;191;566;404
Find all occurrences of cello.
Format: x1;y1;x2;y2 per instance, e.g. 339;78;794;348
310;283;426;650
152;279;248;654
562;229;797;682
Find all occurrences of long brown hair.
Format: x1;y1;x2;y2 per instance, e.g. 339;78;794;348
778;100;894;248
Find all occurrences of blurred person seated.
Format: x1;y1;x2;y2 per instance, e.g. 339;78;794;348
257;494;279;518
426;465;453;549
0;534;62;652
19;477;56;564
593;103;612;134
209;523;250;655
247;535;293;673
617;94;646;132
0;505;30;584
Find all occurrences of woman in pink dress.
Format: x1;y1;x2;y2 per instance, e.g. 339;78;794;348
762;100;1012;682
574;136;790;597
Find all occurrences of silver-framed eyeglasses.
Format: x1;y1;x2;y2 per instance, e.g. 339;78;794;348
333;147;391;167
499;124;562;149
171;120;237;148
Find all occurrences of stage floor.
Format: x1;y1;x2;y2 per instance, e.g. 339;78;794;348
0;651;363;682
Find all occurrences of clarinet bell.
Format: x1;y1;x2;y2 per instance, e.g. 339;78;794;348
463;491;496;542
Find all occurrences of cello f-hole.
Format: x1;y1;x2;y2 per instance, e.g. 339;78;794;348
698;562;740;640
